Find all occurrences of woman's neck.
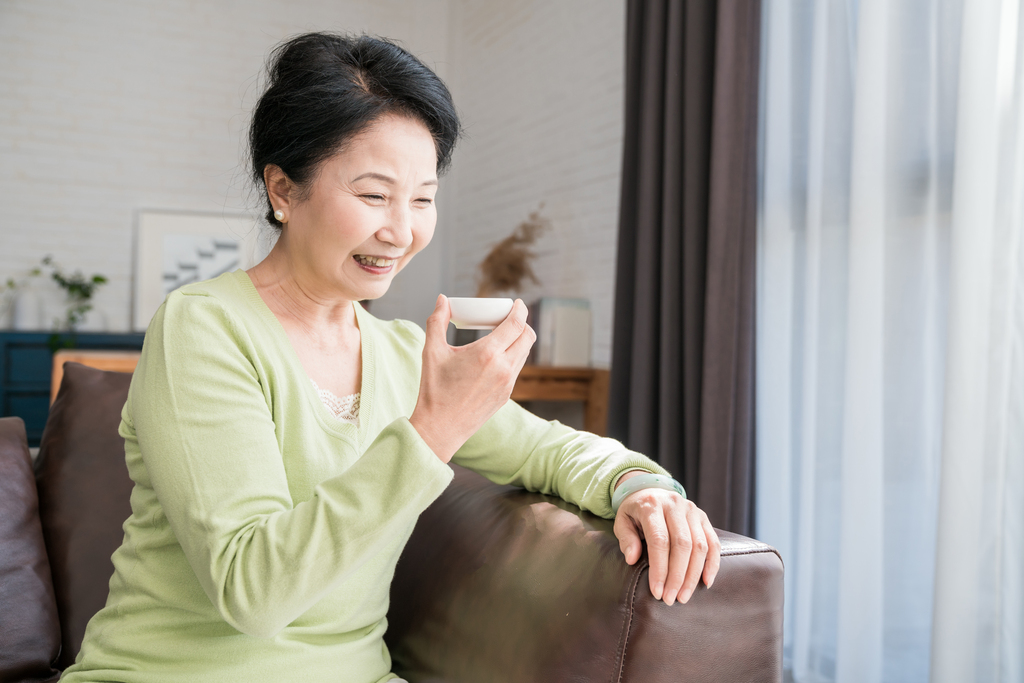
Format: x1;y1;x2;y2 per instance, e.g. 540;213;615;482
246;242;358;341
246;242;363;397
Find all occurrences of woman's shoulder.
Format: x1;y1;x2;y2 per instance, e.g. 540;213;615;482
169;270;252;309
155;271;258;324
128;273;267;425
144;271;262;354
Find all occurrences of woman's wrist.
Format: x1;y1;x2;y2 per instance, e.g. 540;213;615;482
613;469;650;490
611;473;686;514
409;409;461;463
409;415;448;462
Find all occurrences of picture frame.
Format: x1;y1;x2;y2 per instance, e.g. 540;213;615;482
133;210;269;331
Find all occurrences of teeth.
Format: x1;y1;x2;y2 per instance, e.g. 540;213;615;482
355;255;397;267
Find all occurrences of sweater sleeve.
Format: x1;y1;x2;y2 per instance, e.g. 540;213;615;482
129;291;453;638
451;398;673;520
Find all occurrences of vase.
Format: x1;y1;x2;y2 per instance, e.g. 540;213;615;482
12;287;43;330
0;296;12;330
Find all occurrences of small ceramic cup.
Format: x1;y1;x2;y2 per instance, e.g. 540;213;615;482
447;297;515;330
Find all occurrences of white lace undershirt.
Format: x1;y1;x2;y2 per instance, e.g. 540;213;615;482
309;379;360;425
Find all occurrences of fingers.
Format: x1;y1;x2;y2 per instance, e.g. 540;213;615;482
702;518;721;589
467;300;533;390
674;507;709;605
639;510;671;601
614;513;643;565
425;294;451;345
660;504;693;606
489;299;530;349
506;321;536;370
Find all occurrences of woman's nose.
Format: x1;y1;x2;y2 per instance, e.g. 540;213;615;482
377;204;414;248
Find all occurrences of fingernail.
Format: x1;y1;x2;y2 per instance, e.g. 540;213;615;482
654;582;664;600
681;589;692;604
665;594;674;607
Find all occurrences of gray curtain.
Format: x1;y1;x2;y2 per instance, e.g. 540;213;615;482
609;0;761;535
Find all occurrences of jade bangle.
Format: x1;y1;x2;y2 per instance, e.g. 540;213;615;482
611;473;686;514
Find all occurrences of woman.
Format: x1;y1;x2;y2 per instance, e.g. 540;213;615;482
61;33;719;683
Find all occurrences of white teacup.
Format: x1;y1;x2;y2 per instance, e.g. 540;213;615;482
447;297;515;330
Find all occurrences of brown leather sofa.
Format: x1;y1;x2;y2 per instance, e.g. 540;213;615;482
0;362;783;682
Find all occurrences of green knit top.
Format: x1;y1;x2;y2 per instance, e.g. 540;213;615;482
60;270;668;683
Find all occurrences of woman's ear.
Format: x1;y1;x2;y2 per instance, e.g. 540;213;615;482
263;165;294;216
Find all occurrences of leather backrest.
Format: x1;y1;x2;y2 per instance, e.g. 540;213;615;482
387;464;784;683
0;416;61;681
35;363;134;670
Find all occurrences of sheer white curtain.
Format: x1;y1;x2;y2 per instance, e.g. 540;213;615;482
756;0;1024;682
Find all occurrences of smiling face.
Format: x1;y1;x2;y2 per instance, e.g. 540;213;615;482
268;113;439;302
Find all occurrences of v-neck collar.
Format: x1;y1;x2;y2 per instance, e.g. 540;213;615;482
232;269;375;447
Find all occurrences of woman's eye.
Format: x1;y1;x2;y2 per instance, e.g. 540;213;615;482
416;198;434;205
362;194;385;201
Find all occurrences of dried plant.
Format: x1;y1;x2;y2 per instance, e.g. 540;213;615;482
476;205;551;298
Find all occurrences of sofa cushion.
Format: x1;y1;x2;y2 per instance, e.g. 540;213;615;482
0;416;61;681
35;363;134;670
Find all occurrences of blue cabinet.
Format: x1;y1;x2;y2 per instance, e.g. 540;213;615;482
0;331;145;447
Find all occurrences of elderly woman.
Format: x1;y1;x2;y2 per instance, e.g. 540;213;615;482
61;33;719;683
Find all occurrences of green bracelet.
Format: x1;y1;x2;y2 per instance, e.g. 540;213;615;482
611;473;686;514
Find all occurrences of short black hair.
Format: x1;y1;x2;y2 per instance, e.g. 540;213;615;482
249;32;462;227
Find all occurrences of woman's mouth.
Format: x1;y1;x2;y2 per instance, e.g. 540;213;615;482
353;254;399;273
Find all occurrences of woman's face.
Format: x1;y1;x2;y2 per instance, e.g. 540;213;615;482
280;113;439;301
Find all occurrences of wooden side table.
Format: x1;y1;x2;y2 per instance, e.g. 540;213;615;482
511;366;610;436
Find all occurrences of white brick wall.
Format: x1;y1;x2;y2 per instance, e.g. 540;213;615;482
0;0;626;367
440;0;626;366
0;0;450;330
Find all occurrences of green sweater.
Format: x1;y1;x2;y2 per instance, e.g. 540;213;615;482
61;270;669;683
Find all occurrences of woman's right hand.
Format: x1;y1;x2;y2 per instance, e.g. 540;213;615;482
410;294;536;462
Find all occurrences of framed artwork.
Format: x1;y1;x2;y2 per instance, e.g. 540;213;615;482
133;211;270;331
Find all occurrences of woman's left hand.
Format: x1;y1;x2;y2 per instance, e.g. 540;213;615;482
613;485;721;606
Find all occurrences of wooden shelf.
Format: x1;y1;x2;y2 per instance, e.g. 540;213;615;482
511;366;610;436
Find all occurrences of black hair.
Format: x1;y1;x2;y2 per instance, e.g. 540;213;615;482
249;32;461;227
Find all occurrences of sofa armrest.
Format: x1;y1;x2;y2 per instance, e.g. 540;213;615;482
386;464;783;683
0;417;62;683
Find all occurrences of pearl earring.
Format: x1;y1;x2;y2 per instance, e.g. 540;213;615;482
274;209;285;222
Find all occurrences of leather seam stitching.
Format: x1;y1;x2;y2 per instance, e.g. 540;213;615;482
721;546;784;565
611;562;644;683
